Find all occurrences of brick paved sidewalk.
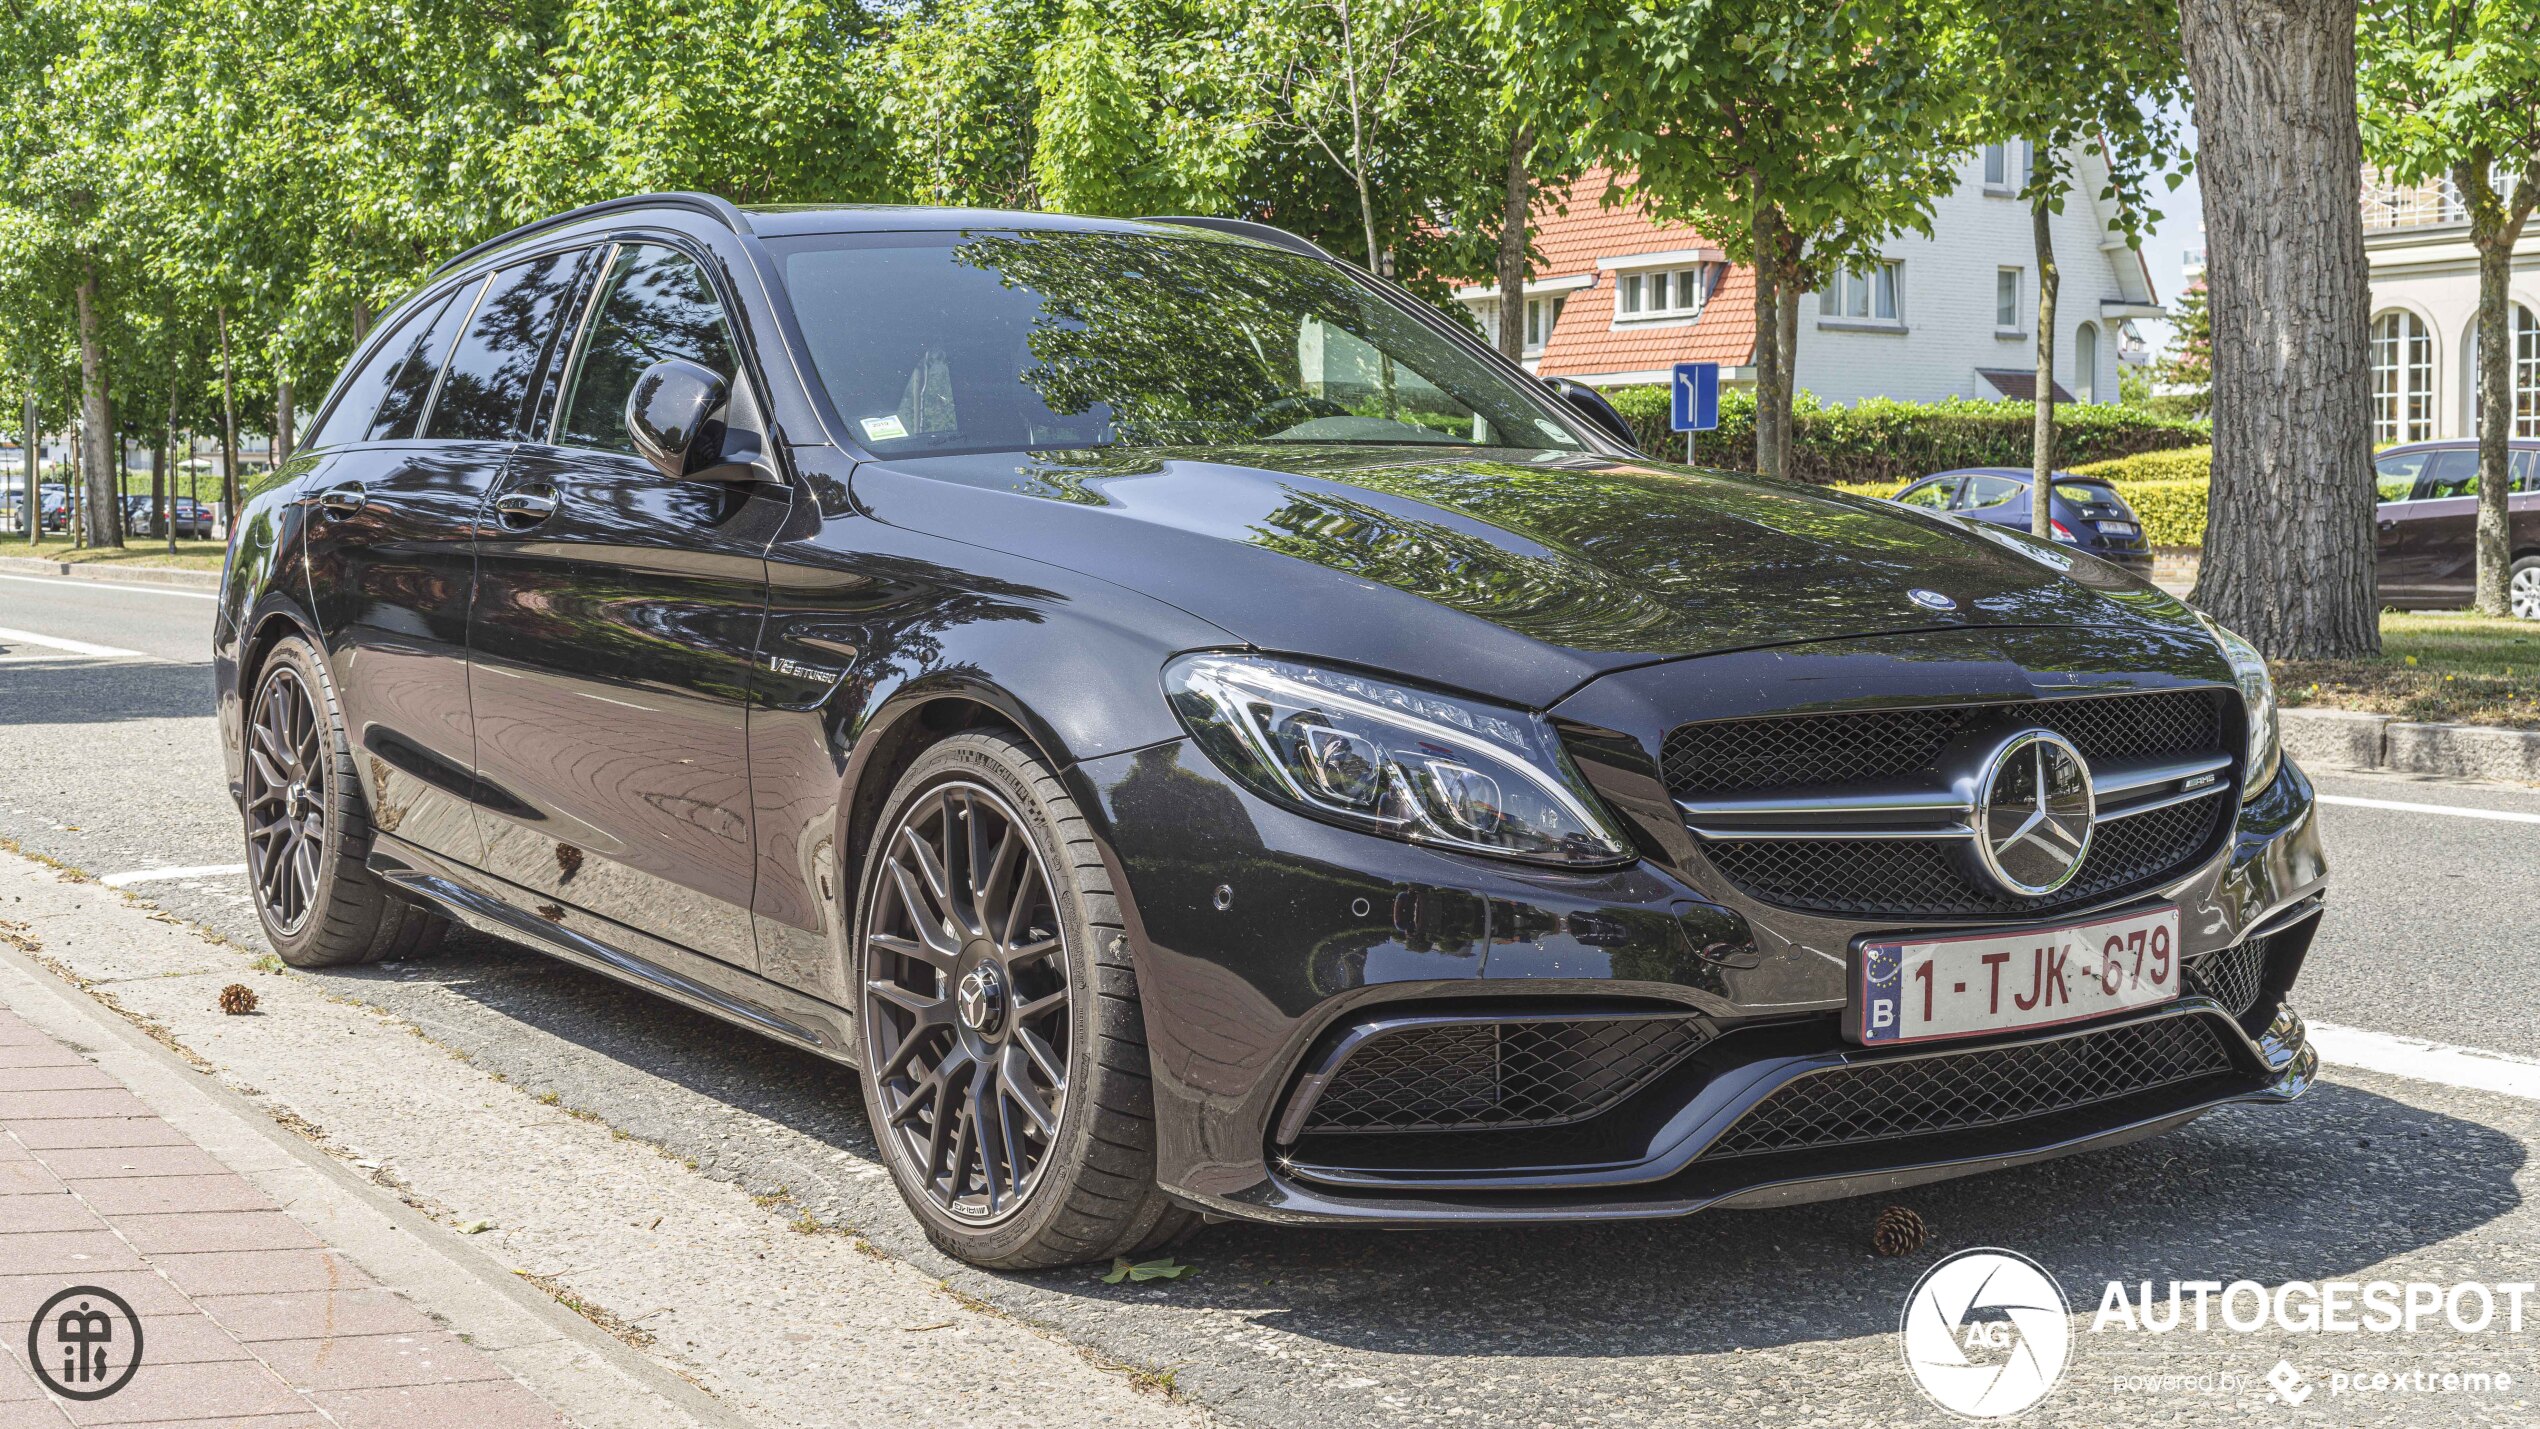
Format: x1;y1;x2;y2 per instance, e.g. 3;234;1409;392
0;1006;563;1428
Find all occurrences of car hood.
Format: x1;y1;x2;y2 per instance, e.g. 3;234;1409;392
849;446;2206;709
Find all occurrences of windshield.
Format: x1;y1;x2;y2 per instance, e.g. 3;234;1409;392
764;228;1593;459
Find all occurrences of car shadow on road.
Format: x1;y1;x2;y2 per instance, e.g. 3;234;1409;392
0;660;210;725
326;929;2526;1360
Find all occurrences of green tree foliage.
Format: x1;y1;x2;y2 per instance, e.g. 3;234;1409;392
2359;0;2540;615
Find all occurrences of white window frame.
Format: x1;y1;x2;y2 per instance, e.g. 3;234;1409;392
2371;309;2435;446
1818;262;1903;328
1613;264;1712;323
1521;294;1567;354
1995;267;2023;334
2467;303;2540;439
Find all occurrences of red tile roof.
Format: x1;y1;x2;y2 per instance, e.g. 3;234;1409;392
1502;168;1758;378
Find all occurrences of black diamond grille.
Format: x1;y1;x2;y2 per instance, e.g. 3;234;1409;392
1701;789;2229;918
1663;689;2228;799
2183;935;2271;1018
1302;1016;1709;1134
1700;1015;2237;1161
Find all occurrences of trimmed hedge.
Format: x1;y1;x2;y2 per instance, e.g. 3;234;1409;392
2069;446;2212;485
1603;385;2210;488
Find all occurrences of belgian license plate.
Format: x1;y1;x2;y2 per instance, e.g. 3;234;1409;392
2099;520;2140;539
1856;906;2179;1045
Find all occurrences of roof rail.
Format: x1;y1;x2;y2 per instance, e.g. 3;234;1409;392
1138;215;1336;262
429;192;754;278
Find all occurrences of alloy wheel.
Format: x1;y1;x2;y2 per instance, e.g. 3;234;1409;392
244;666;328;934
2513;566;2540;621
862;781;1072;1224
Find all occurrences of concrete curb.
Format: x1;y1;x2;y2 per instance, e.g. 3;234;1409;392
0;938;750;1429
0;554;222;590
2282;706;2540;784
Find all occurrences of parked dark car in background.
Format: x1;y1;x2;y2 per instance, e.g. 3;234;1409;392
214;194;2325;1270
2371;439;2540;618
1891;468;2156;576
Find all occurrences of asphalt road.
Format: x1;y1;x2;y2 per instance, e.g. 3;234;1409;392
2;567;2536;1427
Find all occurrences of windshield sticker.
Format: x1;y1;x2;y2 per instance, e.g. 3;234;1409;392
860;414;909;442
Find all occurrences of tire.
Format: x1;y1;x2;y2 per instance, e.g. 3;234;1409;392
853;728;1198;1269
2511;556;2540;622
241;634;446;968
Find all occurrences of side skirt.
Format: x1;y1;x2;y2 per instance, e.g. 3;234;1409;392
366;832;856;1063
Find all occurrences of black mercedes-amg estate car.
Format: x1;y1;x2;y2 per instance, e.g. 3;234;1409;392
214;195;2326;1268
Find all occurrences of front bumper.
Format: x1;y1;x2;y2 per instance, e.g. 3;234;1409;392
1075;722;2327;1228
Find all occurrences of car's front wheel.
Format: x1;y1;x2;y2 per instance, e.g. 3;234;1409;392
242;634;445;967
854;729;1196;1269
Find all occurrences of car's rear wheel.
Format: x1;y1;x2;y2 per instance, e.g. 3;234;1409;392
2511;556;2540;621
242;634;445;968
855;729;1196;1269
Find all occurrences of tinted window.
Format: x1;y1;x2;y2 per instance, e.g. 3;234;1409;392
1895;480;1954;509
2415;447;2479;500
764;229;1593;458
424;250;590;442
2374;449;2429;502
369;283;479;442
309;295;451;449
2516;450;2539;493
556;245;738;454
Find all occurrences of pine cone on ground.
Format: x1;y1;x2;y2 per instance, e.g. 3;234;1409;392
218;982;259;1016
1873;1205;1928;1257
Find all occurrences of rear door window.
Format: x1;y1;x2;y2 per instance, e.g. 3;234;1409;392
369;281;481;442
1959;475;2024;509
554;245;739;454
1896;479;1955;509
2413;447;2479;500
423;249;593;443
2374;449;2429;501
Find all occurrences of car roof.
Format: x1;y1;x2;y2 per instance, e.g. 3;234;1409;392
2377;438;2540;454
1918;468;2100;483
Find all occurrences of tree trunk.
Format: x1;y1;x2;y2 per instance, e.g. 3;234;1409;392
274;379;294;470
1775;279;1798;471
2031;191;2061;539
1496;124;1533;365
21;389;34;547
2458;158;2535;617
1750;208;1782;480
352;300;373;346
2179;0;2376;657
162;352;180;555
217;304;239;535
73;257;120;549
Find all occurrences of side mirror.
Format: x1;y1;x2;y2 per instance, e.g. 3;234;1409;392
1543;376;1639;452
627;358;731;480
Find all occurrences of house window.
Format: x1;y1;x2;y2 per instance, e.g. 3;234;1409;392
2467;304;2540;438
1820;262;1901;323
2370;310;2435;445
1616;268;1707;319
1995;268;2022;330
2075;322;2100;403
1984;143;2008;188
1523;295;1566;351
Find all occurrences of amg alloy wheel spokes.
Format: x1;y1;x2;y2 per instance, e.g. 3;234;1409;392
244;667;327;933
864;784;1071;1223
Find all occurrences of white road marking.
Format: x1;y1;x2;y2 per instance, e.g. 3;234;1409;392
2318;793;2540;826
97;863;249;888
0;571;220;601
2311;1021;2540;1101
0;624;143;658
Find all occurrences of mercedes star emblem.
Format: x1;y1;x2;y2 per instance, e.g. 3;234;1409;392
1971;730;2096;896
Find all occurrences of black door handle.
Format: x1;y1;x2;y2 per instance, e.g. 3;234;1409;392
317;482;366;515
494;487;559;525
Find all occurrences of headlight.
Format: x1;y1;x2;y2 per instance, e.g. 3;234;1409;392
2197;613;2280;801
1163;654;1635;867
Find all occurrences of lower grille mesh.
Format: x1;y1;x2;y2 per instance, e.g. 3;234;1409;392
2183;936;2271;1018
1700;1015;2237;1161
1701;790;2229;918
1302;1016;1708;1134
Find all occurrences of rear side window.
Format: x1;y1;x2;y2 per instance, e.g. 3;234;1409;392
369;281;480;441
308;294;452;450
1960;474;2023;509
555;245;738;454
2516;450;2539;492
2374;449;2428;501
1895;480;1954;509
424;249;592;442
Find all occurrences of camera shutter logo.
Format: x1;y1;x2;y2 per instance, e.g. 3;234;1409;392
1899;1248;2070;1419
28;1285;144;1401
